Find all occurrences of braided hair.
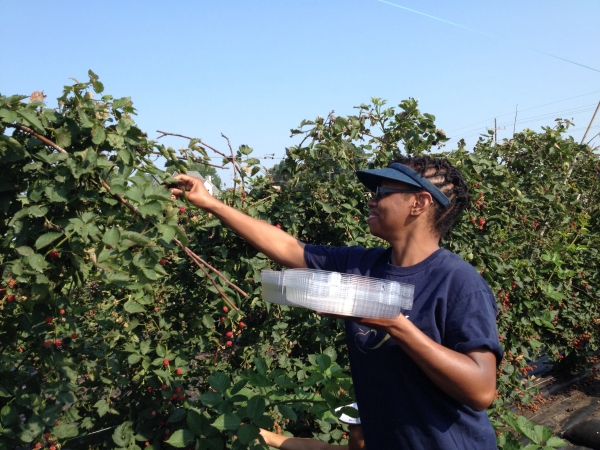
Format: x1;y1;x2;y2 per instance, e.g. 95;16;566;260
392;155;471;239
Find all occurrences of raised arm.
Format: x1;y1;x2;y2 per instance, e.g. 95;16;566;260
169;174;307;269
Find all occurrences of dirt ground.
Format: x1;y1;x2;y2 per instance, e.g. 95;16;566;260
521;370;600;449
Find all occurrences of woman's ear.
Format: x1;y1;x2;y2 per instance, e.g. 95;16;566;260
410;192;434;215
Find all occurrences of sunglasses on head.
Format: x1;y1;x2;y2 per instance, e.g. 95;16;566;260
375;186;424;200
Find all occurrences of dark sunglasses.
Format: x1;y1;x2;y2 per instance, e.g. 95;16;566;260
375;186;423;200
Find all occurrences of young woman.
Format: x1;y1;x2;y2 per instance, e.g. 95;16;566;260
169;155;502;449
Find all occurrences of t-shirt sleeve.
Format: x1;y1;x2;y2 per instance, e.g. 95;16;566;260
445;288;503;365
303;244;353;273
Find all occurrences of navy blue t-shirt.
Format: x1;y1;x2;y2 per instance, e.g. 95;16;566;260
304;245;502;450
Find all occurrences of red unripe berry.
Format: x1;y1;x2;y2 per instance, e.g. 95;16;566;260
147;386;152;393
159;259;166;266
222;306;229;313
163;359;170;366
226;331;233;338
7;294;15;302
45;316;53;324
71;333;78;339
179;206;186;213
48;251;59;260
478;218;485;225
59;309;65;315
175;387;181;393
178;394;185;401
54;339;62;346
176;368;182;375
275;224;281;229
474;183;479;188
151;411;156;417
161;384;167;390
470;217;475;223
239;321;245;329
8;279;15;287
354;216;359;221
171;393;178;400
226;340;233;347
220;316;225;323
43;341;51;348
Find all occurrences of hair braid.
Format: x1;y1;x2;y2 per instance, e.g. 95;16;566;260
392;155;471;239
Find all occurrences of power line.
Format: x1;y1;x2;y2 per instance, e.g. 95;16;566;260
447;90;600;134
378;0;600;74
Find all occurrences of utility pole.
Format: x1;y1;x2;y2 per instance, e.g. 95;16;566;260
581;100;600;144
494;118;497;145
513;105;518;136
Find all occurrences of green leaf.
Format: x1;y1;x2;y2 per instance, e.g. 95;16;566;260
316;354;332;371
54;128;72;148
166;429;195;448
277;404;297;422
212;413;241;431
92;124;106;145
28;205;49;217
19;414;44;443
53;422;79;439
245;396;266;420
168;408;187;423
121;231;152;247
199;392;223;406
317;201;333;213
27;253;48;272
18;109;45;133
300;373;323;387
237;424;260;444
208;372;230;393
186;410;204;435
103;227;120;247
142;268;158;280
545;436;568;447
112;421;133;447
128;353;142;364
124;300;145;313
1;405;19;426
15;246;35;256
35;232;63;250
92;80;104;94
202;314;214;329
140;340;151;355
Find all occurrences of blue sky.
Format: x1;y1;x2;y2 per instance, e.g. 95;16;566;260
2;0;599;186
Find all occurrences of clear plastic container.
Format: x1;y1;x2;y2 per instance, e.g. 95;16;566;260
261;269;414;319
260;270;294;306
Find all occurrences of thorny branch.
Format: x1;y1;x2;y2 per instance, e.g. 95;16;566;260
175;238;240;312
12;125;247;314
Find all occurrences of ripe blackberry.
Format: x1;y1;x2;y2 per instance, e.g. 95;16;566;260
63;337;72;345
54;344;63;351
178;218;184;225
89;282;100;293
187;211;196;218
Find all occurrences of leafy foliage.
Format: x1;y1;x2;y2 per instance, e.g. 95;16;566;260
1;75;598;449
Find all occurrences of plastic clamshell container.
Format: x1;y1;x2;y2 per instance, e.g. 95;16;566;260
261;269;414;319
260;270;294;306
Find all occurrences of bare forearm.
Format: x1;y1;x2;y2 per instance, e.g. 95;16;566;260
386;316;496;410
259;429;339;450
206;201;307;269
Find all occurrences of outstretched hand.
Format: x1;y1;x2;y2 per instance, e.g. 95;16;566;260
169;174;217;210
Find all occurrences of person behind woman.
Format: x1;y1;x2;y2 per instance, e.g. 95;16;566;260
169;155;502;449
